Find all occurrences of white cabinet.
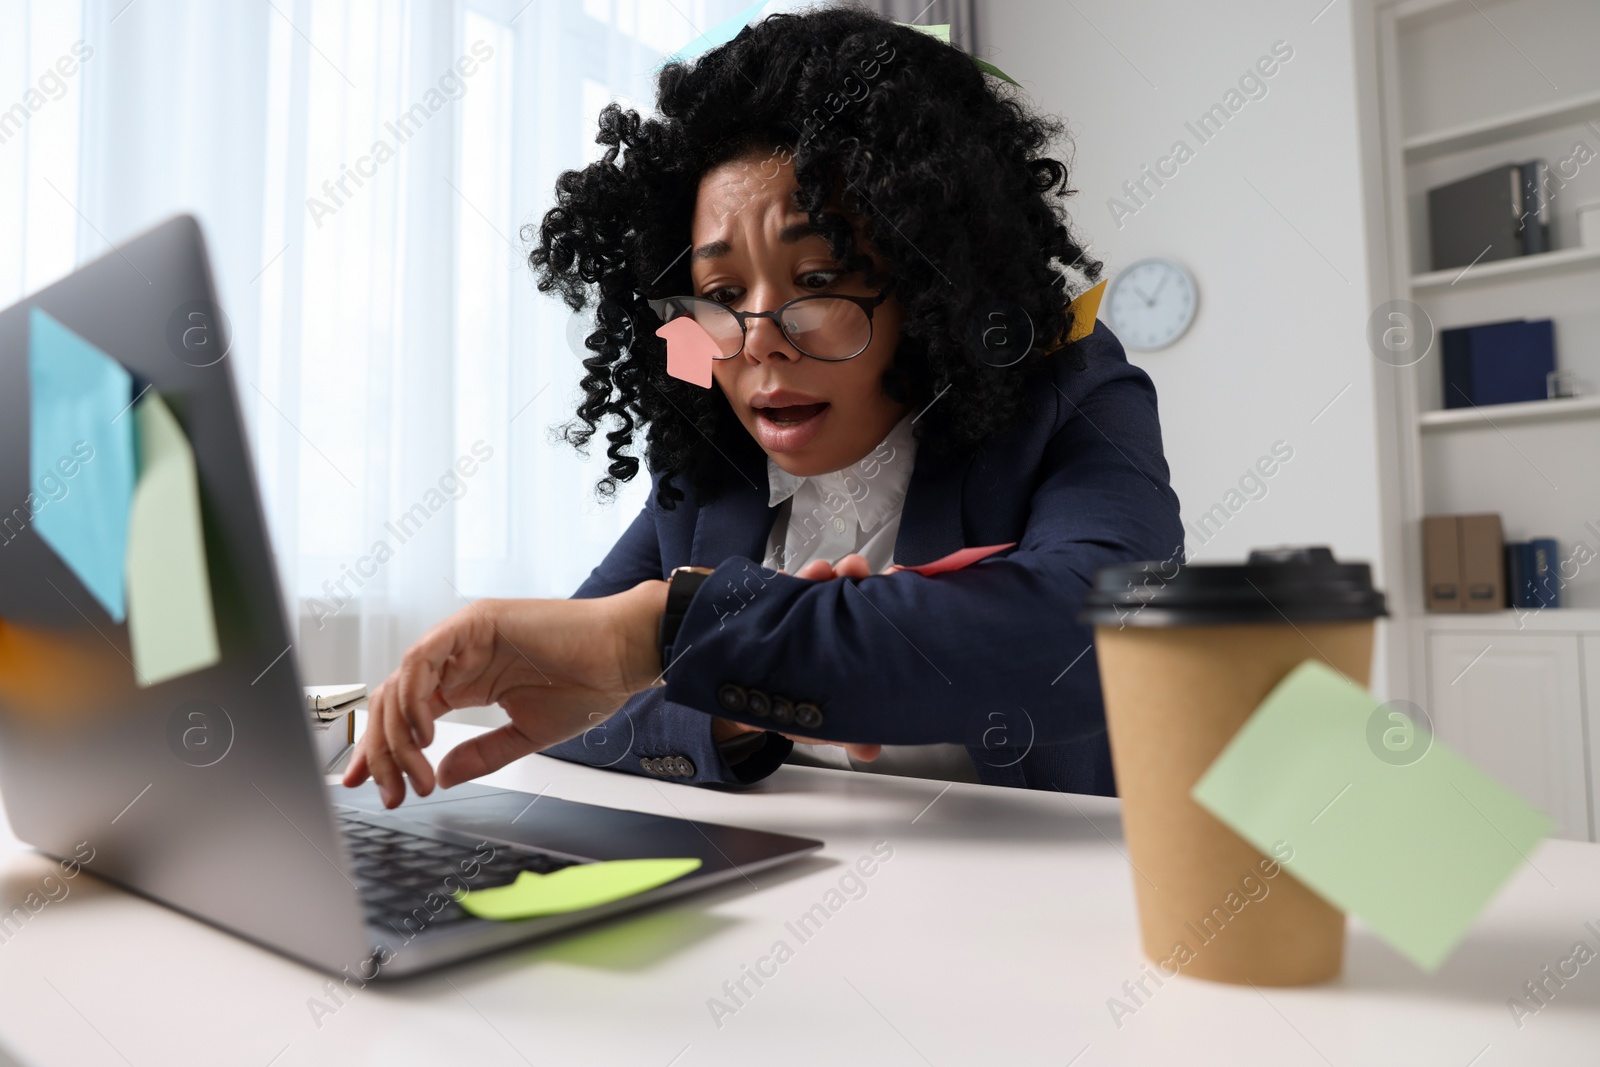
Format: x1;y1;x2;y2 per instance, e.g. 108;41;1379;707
1587;637;1600;843
1426;633;1591;841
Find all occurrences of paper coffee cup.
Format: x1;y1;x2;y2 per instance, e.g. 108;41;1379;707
1081;546;1387;986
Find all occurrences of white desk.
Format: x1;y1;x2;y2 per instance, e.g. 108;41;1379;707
1;714;1598;1066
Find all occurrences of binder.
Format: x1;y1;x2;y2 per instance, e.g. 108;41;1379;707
1529;537;1560;608
1428;163;1530;271
1519;161;1551;255
1440;318;1555;408
1505;542;1531;608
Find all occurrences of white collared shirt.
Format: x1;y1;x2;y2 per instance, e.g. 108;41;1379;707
760;412;917;576
758;411;979;784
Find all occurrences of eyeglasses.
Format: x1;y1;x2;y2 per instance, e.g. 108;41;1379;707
647;288;890;362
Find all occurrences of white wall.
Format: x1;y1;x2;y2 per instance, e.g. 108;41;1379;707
976;1;1387;580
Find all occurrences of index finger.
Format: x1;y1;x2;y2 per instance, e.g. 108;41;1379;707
388;652;452;797
436;722;541;789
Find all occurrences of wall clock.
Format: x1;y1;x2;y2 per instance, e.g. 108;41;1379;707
1105;258;1197;351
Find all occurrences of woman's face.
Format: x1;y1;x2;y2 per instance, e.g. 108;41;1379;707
688;148;909;478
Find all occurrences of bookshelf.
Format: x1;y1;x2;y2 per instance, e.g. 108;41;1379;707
1409;244;1600;291
1419;608;1600;633
1401;86;1600;163
1417;393;1600;431
1366;0;1600;840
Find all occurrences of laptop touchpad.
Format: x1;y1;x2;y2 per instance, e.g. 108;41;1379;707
333;782;699;864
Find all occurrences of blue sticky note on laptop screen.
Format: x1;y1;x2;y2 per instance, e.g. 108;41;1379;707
28;307;136;622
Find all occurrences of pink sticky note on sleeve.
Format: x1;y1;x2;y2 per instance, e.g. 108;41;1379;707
896;542;1016;576
656;316;717;388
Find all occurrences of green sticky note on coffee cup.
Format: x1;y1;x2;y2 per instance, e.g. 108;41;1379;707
454;858;702;921
1192;660;1552;971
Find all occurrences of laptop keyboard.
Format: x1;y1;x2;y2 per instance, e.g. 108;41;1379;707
336;810;580;932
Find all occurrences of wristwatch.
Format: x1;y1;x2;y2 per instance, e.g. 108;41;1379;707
657;565;714;679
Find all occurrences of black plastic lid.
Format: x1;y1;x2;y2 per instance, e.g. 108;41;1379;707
1079;546;1388;627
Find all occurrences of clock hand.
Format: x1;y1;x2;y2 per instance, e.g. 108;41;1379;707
1130;284;1153;306
1149;270;1170;304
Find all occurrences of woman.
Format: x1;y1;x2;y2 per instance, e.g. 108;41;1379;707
344;8;1183;810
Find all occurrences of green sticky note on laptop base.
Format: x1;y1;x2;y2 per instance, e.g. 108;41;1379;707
454;858;702;921
1192;661;1552;971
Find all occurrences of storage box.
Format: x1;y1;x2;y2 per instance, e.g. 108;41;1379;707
1422;513;1504;613
1458;514;1506;612
1580;201;1600;250
1423;515;1462;612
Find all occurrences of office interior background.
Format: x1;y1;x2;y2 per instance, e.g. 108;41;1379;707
4;0;1600;840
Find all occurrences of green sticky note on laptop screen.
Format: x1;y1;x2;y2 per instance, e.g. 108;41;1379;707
126;391;220;687
1192;660;1552;971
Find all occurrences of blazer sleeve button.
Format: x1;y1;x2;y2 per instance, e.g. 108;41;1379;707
675;756;695;776
717;683;748;713
745;689;771;718
768;696;795;727
794;702;824;730
640;756;659;775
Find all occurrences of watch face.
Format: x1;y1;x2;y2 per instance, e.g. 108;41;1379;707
1107;258;1197;351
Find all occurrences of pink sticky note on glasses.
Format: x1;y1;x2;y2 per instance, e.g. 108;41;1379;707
656;317;717;388
894;542;1017;576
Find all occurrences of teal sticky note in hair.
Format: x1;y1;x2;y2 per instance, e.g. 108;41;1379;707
1192;660;1553;971
665;0;770;65
28;308;136;622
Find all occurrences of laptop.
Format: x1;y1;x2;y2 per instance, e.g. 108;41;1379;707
0;214;820;979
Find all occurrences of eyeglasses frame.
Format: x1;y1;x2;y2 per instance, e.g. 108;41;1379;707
647;285;893;363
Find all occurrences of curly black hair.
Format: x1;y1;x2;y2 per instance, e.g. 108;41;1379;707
525;4;1102;511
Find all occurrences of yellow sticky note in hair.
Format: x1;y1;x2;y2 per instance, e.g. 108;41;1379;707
1065;279;1105;344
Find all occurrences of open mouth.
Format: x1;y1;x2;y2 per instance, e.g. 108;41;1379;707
755;402;830;427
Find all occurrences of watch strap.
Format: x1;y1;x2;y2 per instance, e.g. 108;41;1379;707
658;566;713;678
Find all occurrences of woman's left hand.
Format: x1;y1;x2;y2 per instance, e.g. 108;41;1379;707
791;552;875;581
753;552;883;759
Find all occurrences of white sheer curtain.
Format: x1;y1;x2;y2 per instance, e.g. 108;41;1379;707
2;0;815;694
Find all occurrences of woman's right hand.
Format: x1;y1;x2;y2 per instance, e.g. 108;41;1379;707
345;581;668;807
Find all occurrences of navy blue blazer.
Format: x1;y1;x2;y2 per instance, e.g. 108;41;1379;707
544;321;1184;795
